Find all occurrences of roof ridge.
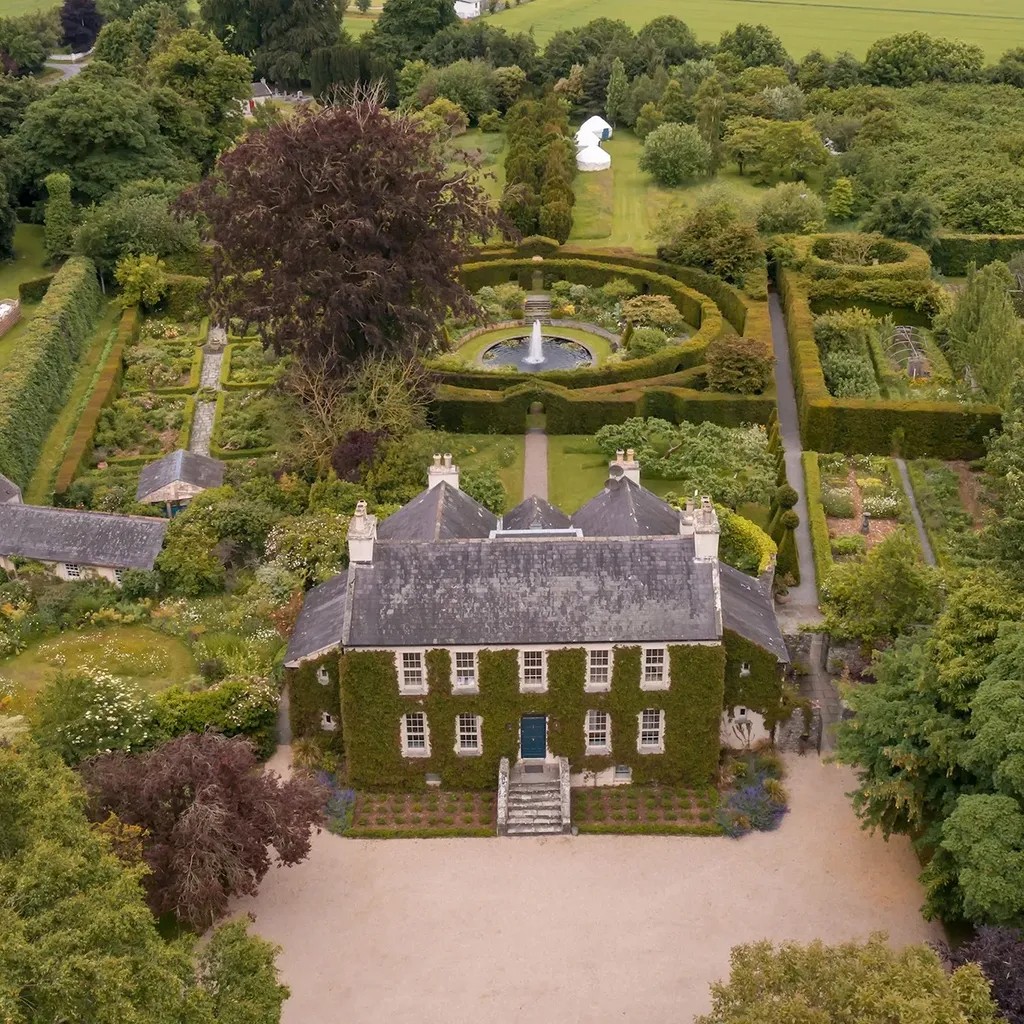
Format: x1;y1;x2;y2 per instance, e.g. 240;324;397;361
0;503;167;525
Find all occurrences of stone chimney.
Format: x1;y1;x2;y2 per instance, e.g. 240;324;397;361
679;495;695;537
347;500;377;563
693;495;720;561
428;452;460;490
608;448;640;485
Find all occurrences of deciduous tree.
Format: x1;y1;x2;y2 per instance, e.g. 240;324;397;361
724;115;828;183
0;172;16;262
182;90;498;370
81;732;326;928
756;181;825;233
61;0;102;51
604;56;628;126
862;189;940;245
715;22;789;69
639;122;712;185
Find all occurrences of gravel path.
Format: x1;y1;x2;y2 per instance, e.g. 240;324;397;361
894;457;937;566
523;428;548;500
236;754;939;1024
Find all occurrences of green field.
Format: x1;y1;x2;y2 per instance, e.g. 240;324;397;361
490;0;1021;59
0;225;49;374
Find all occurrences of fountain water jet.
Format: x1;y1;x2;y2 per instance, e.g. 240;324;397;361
523;319;545;364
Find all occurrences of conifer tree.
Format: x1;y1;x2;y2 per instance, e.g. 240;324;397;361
604;56;628;126
43;171;74;262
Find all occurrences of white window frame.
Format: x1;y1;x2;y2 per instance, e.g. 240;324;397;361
641;646;669;691
320;711;337;732
401;712;430;758
64;563;82;580
519;649;547;692
316;665;330;686
451;650;478;693
585;647;612;692
739;661;751;678
396;650;427;695
114;568;124;586
455;712;482;756
637;708;665;754
584;709;611;756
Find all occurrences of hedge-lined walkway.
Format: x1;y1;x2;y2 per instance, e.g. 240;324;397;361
894;457;937;566
189;325;226;457
523;427;548;500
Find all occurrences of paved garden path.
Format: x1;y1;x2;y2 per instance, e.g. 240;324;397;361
894;457;937;566
523;428;548;500
768;291;821;629
236;754;941;1024
189;325;226;458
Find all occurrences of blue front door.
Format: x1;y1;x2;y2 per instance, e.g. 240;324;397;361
520;715;546;759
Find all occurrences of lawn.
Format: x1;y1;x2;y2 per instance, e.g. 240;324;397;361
567;132;768;253
448;432;525;507
447;129;506;203
489;0;1020;59
0;626;197;711
0;225;48;373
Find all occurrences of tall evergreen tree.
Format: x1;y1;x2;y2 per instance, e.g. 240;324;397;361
658;78;689;123
695;73;727;168
604;56;628;126
43;171;74;261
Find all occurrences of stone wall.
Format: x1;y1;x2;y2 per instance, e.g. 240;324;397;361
0;299;21;340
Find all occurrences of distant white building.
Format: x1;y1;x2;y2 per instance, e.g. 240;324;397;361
579;115;613;141
454;0;481;18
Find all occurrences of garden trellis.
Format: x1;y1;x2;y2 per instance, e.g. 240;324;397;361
885;325;930;380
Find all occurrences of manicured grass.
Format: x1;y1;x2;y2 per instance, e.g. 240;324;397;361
0;626;197;711
567;133;768;253
24;300;121;504
488;0;1020;59
451;324;615;365
449;432;526;507
0;225;49;373
344;13;377;35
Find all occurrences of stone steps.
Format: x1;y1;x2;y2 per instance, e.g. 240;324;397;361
506;782;564;836
524;295;552;324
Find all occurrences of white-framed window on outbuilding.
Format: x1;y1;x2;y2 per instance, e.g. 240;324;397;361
64;563;82;580
740;662;751;678
320;711;337;732
397;651;427;694
401;712;430;757
317;665;330;686
637;708;665;754
641;646;668;690
114;569;124;586
585;710;610;755
456;712;482;755
586;648;612;691
520;650;546;691
453;651;478;692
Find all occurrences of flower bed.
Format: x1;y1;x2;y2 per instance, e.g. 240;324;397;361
906;458;991;566
211;389;291;457
817;452;908;558
222;342;288;389
346;790;496;838
92;395;189;463
123;340;202;393
571;784;720;835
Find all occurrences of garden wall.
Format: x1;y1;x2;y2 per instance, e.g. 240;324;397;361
0;257;102;487
776;266;1000;458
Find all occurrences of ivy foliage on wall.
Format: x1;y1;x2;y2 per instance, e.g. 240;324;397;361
289;655;344;754
334;643;730;790
722;629;789;729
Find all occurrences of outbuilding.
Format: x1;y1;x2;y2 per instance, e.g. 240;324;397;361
136;448;225;516
0;472;21;504
576;144;611;172
579;115;613;141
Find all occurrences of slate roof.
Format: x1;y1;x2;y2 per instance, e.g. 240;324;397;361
500;496;572;532
136;449;225;502
0;504;168;569
572;476;681;538
376;482;496;542
720;563;789;663
284;572;349;666
250;80;273;98
344;536;718;647
0;472;21;503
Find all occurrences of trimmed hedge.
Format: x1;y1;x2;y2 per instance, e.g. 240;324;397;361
162;246;213;278
54;306;140;494
163;274;206;320
785;234;932;282
219;342;276;391
931;233;1024;276
777;266;1000;457
0;257;102;487
209;391;276;460
18;275;54;303
802;451;834;585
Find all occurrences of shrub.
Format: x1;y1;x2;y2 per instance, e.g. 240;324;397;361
625;326;669;359
756;182;826;235
658;193;762;285
461;465;506;513
478;110;501;132
831;534;866;558
821;484;855;517
718;506;777;574
621;294;685;332
863;190;940;246
705;335;773;394
639;123;713;186
115;254;168;310
821;349;880;398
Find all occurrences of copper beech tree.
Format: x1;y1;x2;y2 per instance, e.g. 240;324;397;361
80;733;326;929
181;88;500;371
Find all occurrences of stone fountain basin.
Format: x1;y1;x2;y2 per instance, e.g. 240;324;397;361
480;331;596;373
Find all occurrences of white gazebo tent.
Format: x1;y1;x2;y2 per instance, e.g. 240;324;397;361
579;115;613;140
576;144;611;172
574;129;600;150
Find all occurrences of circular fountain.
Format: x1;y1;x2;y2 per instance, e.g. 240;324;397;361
481;319;595;373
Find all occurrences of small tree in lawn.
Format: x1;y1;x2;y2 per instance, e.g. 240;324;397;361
61;0;102;51
639;122;713;186
80;732;326;929
756;182;825;234
114;253;168;309
826;176;854;221
181;86;498;372
705;335;773;394
43;171;74;261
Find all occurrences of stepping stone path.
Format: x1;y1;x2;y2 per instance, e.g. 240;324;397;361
189;324;227;457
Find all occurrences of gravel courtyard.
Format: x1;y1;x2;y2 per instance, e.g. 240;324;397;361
233;755;941;1024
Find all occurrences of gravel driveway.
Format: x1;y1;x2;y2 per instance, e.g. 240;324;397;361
234;755;941;1024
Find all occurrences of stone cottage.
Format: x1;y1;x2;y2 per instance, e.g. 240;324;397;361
0;504;168;584
285;453;790;831
136;448;224;515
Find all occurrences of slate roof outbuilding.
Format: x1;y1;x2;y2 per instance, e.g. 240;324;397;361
136;449;225;502
376;482;496;542
720;563;790;663
284;571;349;666
0;472;21;504
0;505;168;569
500;496;572;532
571;476;681;538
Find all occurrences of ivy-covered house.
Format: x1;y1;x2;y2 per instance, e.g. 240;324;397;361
285;452;790;802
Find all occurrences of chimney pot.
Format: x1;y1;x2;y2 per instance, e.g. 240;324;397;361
615;449;625;463
625;447;635;462
354;499;367;518
443;452;452;468
433;453;442;467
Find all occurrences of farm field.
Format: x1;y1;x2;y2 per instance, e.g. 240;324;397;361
489;0;1022;58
